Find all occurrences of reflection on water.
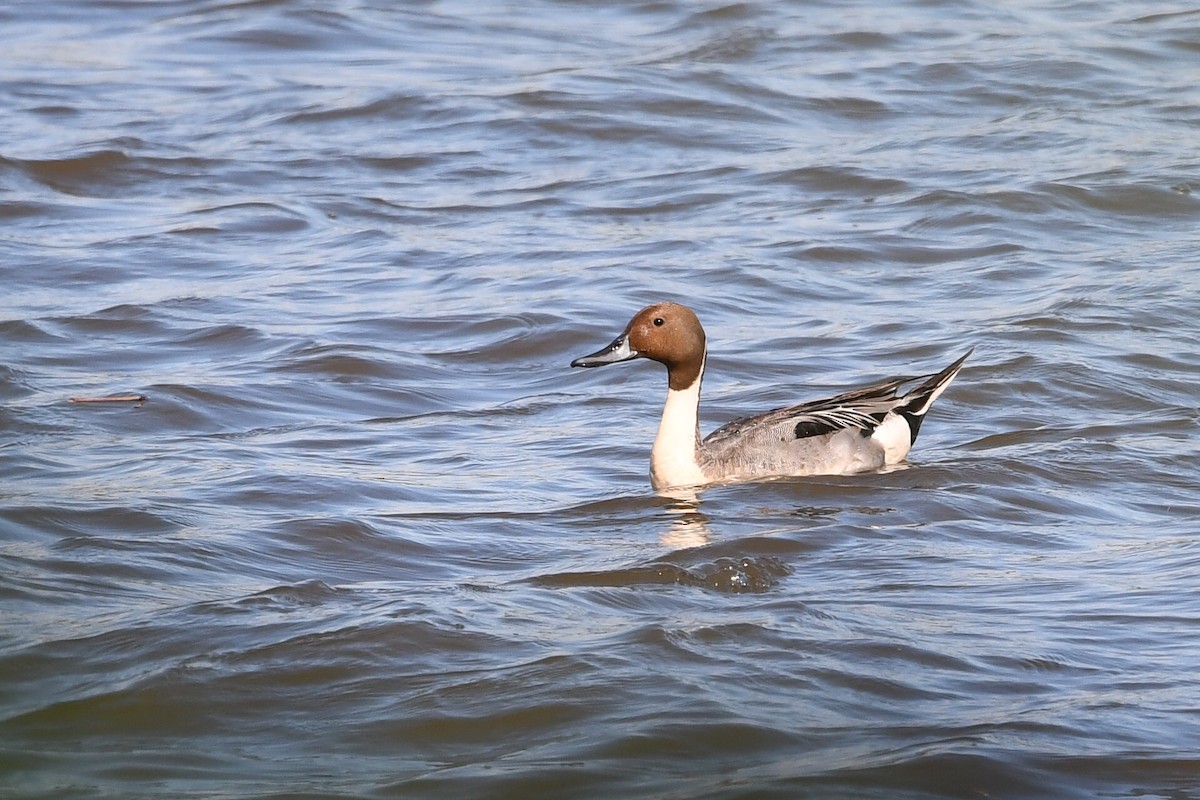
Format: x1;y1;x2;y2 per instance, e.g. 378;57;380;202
659;487;712;549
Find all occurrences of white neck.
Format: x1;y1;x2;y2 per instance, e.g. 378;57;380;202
649;359;707;490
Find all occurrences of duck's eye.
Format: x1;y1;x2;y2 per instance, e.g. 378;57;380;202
653;317;664;327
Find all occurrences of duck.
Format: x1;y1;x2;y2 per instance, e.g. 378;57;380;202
571;302;971;491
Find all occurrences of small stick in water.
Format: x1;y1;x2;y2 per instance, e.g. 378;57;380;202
69;394;148;404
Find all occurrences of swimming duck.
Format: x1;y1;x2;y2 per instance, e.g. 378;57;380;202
571;302;970;490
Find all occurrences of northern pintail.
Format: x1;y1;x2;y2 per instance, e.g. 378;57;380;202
571;302;971;490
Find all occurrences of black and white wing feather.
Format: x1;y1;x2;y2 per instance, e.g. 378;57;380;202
703;375;915;446
703;348;971;447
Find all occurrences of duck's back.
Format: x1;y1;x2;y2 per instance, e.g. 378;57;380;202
696;376;918;481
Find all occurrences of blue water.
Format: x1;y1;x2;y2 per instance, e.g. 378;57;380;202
3;1;1199;798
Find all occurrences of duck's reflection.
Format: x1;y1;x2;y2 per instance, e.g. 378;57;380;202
657;486;712;549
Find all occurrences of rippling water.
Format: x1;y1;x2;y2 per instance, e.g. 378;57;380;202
3;1;1200;798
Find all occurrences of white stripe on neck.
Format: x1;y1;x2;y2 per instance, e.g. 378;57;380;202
650;360;706;490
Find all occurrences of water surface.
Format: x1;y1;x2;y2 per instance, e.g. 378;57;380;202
3;1;1199;798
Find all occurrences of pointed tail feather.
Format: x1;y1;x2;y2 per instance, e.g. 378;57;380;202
904;348;972;415
896;348;972;443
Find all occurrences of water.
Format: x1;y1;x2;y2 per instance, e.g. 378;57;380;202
3;1;1199;797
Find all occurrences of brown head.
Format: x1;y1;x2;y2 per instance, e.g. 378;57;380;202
570;302;707;391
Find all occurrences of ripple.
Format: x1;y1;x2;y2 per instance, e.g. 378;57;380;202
531;555;791;594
